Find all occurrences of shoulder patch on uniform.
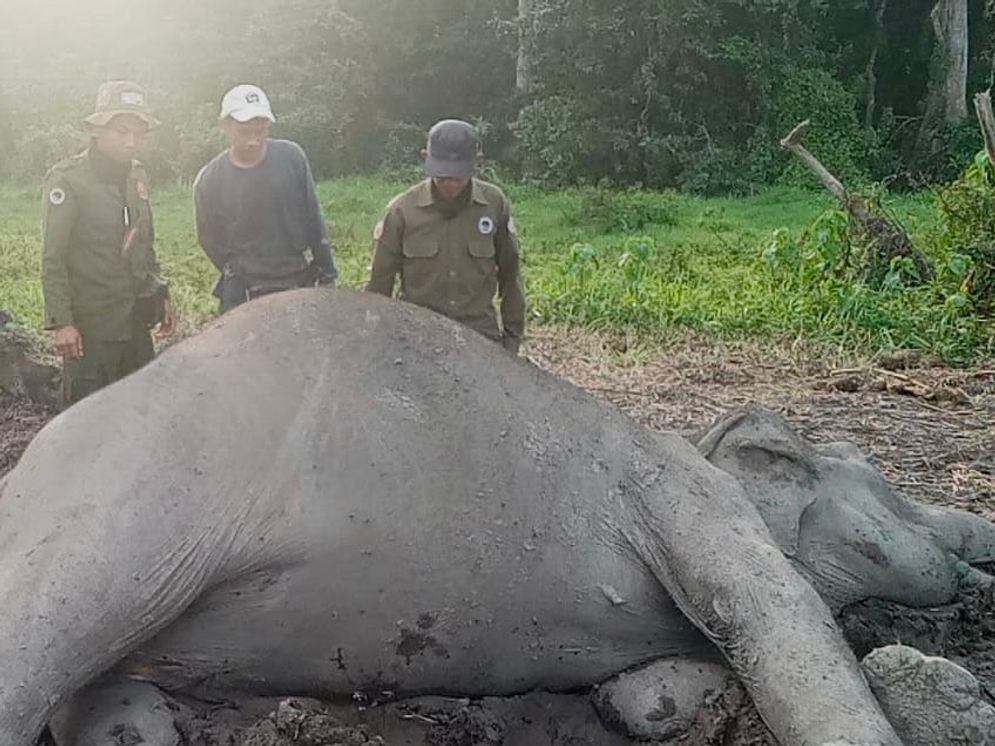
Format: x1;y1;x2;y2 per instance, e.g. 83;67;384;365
48;188;66;206
373;219;385;241
478;216;495;236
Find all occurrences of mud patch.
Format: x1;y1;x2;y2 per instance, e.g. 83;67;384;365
0;326;59;476
396;627;449;665
0;394;57;475
180;698;384;746
840;573;995;693
173;689;774;746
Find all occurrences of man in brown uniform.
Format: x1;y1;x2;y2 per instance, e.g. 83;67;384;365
41;81;173;406
366;120;525;353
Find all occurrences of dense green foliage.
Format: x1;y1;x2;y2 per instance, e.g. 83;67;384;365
1;181;991;363
2;0;995;190
935;152;995;314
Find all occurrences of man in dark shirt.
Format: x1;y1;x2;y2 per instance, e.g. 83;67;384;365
194;84;337;313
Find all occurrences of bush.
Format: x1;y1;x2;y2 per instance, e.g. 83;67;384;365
374;120;427;177
6;124;87;184
935;152;995;314
756;202;991;362
142;101;227;184
514;95;595;187
914;120;985;185
569;188;679;232
750;64;876;188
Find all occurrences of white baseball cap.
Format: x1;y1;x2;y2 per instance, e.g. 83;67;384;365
219;84;276;123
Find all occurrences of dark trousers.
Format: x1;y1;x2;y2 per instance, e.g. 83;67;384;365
62;324;154;407
215;273;304;314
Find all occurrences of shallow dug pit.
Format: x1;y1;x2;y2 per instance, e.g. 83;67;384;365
176;691;771;746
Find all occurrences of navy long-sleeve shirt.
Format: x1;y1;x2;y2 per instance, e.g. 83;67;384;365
193;139;337;283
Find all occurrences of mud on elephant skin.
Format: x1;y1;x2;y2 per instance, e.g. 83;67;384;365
2;288;994;746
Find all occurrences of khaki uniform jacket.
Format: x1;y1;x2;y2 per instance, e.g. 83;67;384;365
41;149;162;341
367;179;525;343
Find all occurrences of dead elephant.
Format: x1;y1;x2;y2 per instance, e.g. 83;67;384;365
1;289;993;746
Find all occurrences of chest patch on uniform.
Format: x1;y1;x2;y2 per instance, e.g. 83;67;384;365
48;188;66;206
478;216;495;235
373;220;385;241
136;181;149;201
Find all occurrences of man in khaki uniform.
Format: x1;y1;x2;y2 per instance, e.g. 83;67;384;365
41;81;174;406
367;120;525;353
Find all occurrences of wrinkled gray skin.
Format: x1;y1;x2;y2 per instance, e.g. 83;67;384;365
862;645;995;745
2;290;994;746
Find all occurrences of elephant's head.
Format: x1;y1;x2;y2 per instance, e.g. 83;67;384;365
698;408;995;610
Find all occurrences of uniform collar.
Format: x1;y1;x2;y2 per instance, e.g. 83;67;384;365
416;178;490;208
86;145;134;186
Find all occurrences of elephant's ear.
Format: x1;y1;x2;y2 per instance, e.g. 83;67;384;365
697;407;819;556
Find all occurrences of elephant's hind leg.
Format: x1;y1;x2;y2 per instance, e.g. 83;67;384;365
49;679;185;746
592;656;748;742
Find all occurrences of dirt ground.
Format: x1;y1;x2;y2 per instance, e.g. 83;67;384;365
3;327;993;745
526;329;995;522
0;327;59;475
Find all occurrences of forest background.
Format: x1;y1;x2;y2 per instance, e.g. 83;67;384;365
2;0;994;364
1;0;990;192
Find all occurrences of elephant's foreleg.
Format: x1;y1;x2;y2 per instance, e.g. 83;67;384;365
621;438;902;745
863;645;995;746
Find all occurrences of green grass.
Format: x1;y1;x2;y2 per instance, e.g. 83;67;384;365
1;179;992;363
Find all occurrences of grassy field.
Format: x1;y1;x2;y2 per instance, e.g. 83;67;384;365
1;178;992;363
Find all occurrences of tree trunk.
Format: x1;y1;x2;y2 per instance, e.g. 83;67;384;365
973;89;995;164
516;0;533;94
933;0;969;123
863;0;888;129
914;0;969;164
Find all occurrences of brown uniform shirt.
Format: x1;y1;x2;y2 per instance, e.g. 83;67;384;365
367;179;525;344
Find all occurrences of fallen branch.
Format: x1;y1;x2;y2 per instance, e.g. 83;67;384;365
780;120;933;281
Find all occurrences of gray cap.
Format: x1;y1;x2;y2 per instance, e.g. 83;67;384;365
424;119;480;178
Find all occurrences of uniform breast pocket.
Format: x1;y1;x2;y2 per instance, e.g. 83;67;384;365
468;237;495;260
402;237;440;259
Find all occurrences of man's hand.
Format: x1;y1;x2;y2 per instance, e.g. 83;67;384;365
154;299;175;338
53;325;83;358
